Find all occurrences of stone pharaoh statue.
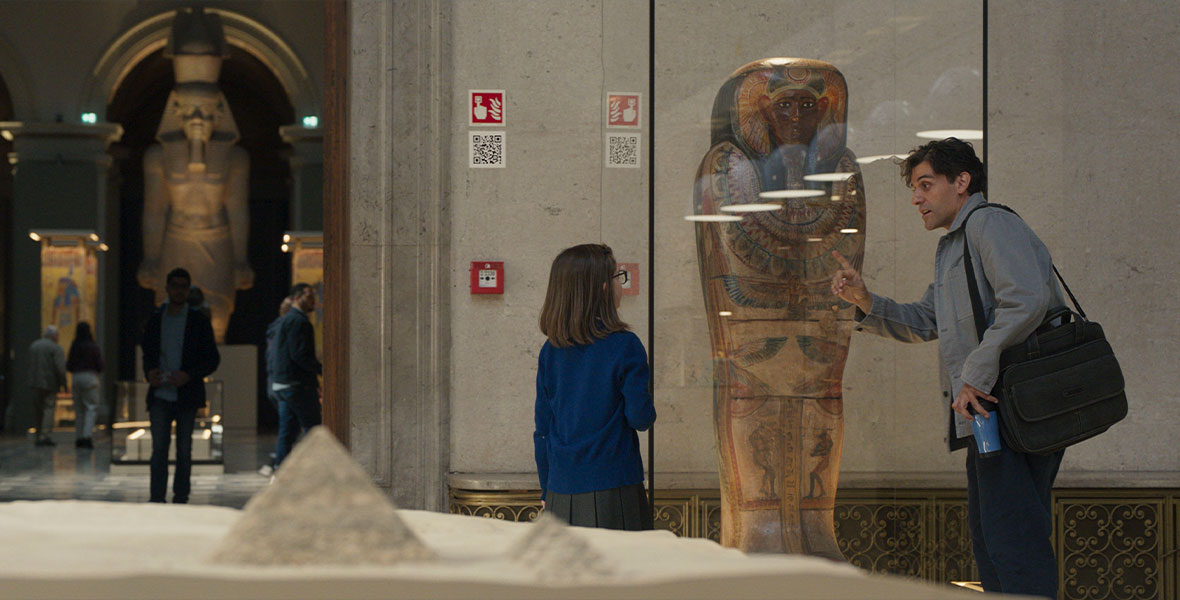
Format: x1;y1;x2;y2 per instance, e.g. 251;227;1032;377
693;58;866;557
138;8;253;342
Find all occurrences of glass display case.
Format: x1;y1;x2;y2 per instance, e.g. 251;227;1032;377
283;230;323;360
445;0;986;580
111;380;223;466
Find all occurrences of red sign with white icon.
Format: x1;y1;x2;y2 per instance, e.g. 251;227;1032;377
617;262;640;296
469;90;505;126
607;92;641;128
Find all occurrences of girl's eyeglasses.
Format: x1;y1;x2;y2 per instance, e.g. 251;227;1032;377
611;270;630;285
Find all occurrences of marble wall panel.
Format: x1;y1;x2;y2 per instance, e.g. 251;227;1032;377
988;0;1180;473
348;0;393;489
447;0;652;473
599;0;651;342
346;0;455;509
345;242;391;481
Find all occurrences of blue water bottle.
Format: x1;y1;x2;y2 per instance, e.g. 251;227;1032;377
969;403;1003;457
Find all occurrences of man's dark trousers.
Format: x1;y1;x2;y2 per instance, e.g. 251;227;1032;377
967;438;1065;598
274;385;321;466
149;400;197;503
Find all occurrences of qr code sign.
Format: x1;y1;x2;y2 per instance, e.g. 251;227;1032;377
606;133;640;168
469;131;506;168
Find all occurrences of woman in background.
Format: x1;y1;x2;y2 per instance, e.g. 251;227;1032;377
535;243;656;530
66;321;104;449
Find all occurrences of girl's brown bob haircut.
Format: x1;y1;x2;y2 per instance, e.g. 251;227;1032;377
539;243;629;348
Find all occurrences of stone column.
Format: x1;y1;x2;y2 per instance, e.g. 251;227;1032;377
279;125;323;231
0;122;122;430
345;0;451;510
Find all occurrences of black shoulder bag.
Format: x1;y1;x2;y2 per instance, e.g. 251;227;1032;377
961;203;1127;455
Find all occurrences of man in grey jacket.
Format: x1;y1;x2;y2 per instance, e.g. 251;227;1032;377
27;325;67;447
831;138;1065;598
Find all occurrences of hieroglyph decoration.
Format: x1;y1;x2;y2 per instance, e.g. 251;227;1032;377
693;58;866;558
40;244;98;354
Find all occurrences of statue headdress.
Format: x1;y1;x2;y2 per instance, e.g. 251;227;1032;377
165;7;230;84
156;7;239;171
709;58;849;169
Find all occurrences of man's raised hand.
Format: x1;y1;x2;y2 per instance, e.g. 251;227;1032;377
830;251;872;314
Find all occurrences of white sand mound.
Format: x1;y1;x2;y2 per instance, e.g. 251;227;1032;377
509;512;614;582
0;501;1007;599
206;426;434;565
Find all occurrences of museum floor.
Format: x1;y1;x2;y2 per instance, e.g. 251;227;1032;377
0;430;273;507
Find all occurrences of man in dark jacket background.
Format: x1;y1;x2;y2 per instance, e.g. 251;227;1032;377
141;268;220;503
271;282;322;467
257;294;293;477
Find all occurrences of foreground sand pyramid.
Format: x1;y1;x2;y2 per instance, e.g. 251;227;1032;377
509;512;615;582
207;427;436;565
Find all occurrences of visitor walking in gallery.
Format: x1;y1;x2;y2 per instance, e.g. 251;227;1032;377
66;321;104;449
534;244;656;530
258;294;294;477
142;267;220;503
831;138;1065;598
27;325;67;447
271;283;322;468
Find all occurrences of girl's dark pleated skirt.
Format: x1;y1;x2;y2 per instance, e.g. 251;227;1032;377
546;483;653;530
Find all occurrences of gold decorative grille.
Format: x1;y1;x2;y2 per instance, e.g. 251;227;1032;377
835;498;926;577
652;496;693;537
450;486;1179;599
450;491;541;523
935;498;977;583
1056;492;1165;600
700;497;722;542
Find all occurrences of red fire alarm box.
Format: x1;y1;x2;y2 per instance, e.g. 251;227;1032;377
470;261;504;294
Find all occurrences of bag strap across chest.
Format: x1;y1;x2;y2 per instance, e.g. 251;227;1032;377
959;203;1086;343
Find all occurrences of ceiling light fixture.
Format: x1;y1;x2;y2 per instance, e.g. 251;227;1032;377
759;189;824;199
803;172;855;182
719;203;781;213
684;214;743;223
916;129;983;140
856;154;908;164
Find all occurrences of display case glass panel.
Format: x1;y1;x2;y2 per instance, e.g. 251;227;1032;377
111;380;224;466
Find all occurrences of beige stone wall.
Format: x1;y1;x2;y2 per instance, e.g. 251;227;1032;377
987;0;1180;472
447;0;651;473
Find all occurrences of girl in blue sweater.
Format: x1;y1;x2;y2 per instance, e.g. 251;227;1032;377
535;243;656;530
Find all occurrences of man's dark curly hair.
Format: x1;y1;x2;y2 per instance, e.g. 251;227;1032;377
901;137;987;195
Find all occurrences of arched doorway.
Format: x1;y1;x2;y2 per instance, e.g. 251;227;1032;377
106;46;294;431
0;73;12;431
